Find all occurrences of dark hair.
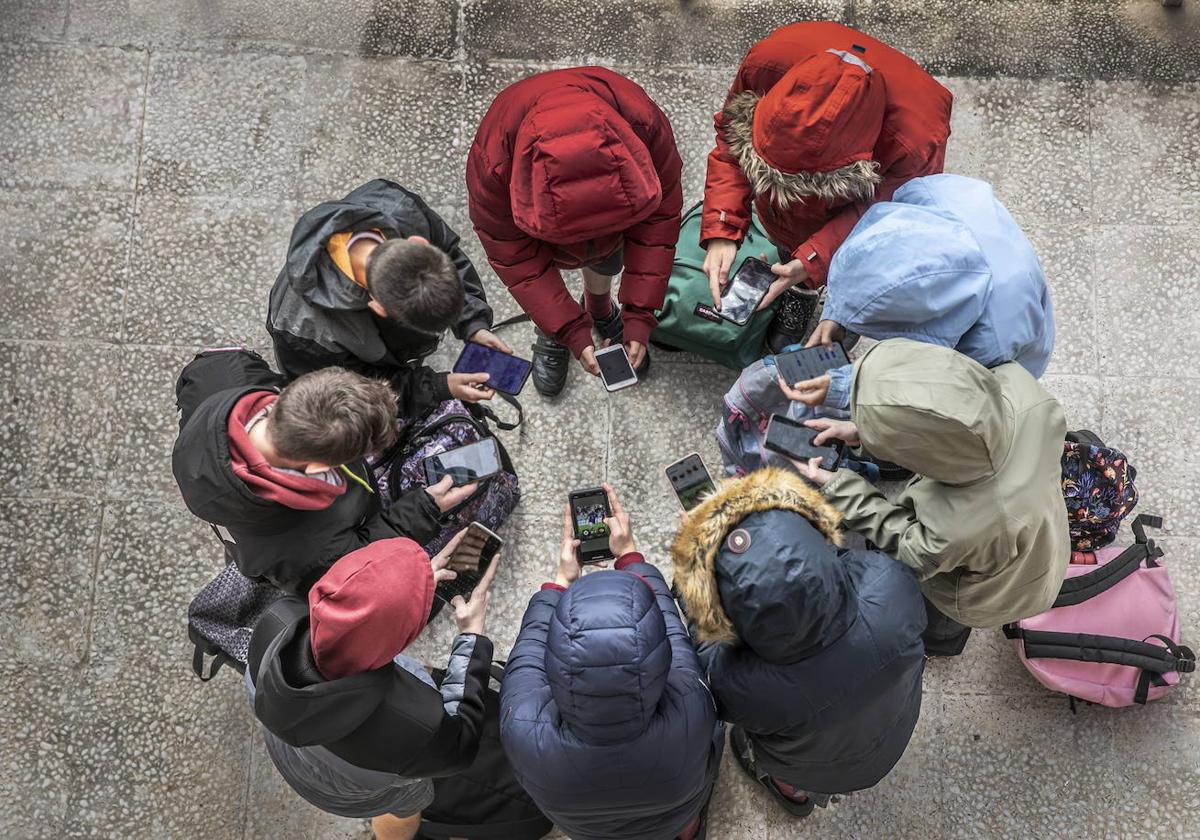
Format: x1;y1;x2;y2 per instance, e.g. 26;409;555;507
365;239;464;332
270;368;398;466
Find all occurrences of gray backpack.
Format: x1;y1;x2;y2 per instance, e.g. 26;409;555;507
187;561;282;680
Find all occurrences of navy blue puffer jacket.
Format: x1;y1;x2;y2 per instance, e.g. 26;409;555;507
672;468;926;795
500;556;724;840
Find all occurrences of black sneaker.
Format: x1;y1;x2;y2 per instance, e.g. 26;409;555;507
766;288;821;355
530;330;570;397
730;726;816;818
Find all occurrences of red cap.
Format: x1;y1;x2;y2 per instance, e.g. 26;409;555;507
754;49;885;174
308;538;434;680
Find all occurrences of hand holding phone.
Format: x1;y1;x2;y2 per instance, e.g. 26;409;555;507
764;414;843;470
602;483;636;558
568;486;614;564
453;341;533;396
774;343;850;387
436;522;503;605
422;438;503;487
594;344;638;392
718;257;776;326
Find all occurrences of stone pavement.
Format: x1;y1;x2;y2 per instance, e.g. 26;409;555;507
1;1;1199;837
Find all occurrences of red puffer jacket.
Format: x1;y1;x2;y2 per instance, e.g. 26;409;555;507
701;22;953;288
467;67;684;357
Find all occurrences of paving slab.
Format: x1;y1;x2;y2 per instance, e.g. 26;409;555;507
0;42;145;192
1027;224;1097;377
0;0;67;40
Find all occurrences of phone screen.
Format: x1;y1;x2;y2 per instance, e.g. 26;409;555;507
775;343;850;385
423;438;502;487
764;416;841;470
571;489;611;557
453;342;533;395
666;454;716;511
720;258;775;326
437;523;502;603
596;346;636;389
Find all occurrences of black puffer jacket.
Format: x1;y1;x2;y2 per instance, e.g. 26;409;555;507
171;349;441;594
672;468;926;794
267;179;493;417
248;597;494;777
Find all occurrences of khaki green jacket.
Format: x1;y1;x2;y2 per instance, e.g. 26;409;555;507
821;339;1069;627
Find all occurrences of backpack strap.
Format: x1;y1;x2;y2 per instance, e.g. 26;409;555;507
1053;515;1165;607
1002;627;1195;704
1065;429;1106;448
488;313;532;331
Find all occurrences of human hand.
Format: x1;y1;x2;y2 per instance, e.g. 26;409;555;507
467;329;514;355
425;475;480;513
758;259;809;310
804;417;861;448
787;455;835;487
805;319;845;349
452;549;500;635
777;372;830;407
579;346;600;377
447;372;495;403
624;340;645;371
602;482;636;558
556;504;583;587
703;238;739;308
429;528;467;585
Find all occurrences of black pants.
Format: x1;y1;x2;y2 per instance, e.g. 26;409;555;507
921;597;972;656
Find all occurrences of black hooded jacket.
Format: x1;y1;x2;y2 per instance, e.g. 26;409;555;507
672;468;927;794
171;349;442;594
266;180;493;418
248;597;494;777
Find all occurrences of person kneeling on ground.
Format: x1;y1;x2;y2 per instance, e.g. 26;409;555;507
468;67;684;396
778;173;1055;409
793;339;1070;652
672;468;925;818
501;485;724;840
246;534;498;840
268;179;509;414
173;349;475;594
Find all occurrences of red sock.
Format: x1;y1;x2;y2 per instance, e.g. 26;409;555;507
676;816;702;840
584;290;613;319
771;778;809;803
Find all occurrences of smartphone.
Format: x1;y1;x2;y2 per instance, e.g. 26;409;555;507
594;344;638;392
718;257;776;326
764;414;843;470
436;522;503;604
774;343;850;386
568;486;614;564
665;453;716;511
453;342;533;396
422;438;502;487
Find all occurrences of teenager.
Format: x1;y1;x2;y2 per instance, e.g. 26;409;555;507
793;339;1071;635
467;67;684;396
246;534;499;840
501;486;723;840
672;468;925;818
778;174;1056;409
172;349;474;594
268;179;509;417
701;21;953;348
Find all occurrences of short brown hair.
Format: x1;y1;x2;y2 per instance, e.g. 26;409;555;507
270;368;398;466
366;239;464;332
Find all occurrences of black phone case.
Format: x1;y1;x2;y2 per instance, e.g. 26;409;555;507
569;487;613;563
716;257;774;326
763;420;843;470
422;441;502;487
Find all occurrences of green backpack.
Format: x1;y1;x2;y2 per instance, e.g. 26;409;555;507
651;202;778;370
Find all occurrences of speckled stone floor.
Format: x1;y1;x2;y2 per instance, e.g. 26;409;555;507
1;1;1198;838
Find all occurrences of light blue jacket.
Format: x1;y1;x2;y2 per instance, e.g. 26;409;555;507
821;174;1055;408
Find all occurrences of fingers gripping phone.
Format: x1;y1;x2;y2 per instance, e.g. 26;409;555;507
453;342;533;396
665;453;716;511
774;343;850;385
764;415;843;470
422;438;502;487
569;487;614;564
717;257;776;326
595;344;638;392
436;522;502;604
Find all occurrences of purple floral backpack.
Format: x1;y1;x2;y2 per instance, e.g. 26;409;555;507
370;399;521;555
1061;429;1138;553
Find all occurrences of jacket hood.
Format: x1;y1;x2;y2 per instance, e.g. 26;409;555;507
672;469;849;661
308;538;434;680
511;90;662;243
251;600;395;748
851;339;1015;485
546;570;671;745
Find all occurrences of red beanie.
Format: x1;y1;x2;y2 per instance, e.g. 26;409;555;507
308;538;435;681
753;49;886;174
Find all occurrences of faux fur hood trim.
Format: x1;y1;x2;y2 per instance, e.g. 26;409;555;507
670;468;843;646
720;91;882;209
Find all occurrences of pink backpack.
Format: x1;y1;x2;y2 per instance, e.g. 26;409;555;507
1004;515;1194;707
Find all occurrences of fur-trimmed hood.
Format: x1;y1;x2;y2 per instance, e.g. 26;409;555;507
672;469;853;662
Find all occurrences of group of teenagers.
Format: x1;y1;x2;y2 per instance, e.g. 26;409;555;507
172;20;1075;840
